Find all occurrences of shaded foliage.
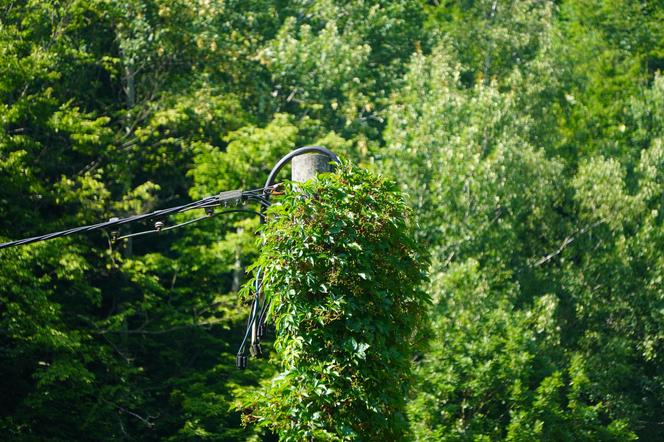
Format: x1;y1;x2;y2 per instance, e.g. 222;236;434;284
0;0;663;440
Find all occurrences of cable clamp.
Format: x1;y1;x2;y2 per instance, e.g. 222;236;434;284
250;343;263;358
217;189;243;206
236;353;247;369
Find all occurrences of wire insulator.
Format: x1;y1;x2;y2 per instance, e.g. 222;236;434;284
250;343;263;358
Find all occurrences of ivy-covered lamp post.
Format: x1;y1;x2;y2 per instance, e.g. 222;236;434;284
237;146;340;369
237;149;429;440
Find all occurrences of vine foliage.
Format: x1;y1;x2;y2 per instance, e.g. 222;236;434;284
238;160;429;440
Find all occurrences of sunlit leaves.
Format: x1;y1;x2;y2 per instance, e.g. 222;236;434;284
238;162;429;440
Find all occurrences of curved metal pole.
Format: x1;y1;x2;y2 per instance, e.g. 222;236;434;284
263;145;340;192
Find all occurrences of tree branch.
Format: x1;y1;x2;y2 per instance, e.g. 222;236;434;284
533;219;605;267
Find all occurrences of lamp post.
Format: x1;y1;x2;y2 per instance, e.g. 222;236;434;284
237;146;339;368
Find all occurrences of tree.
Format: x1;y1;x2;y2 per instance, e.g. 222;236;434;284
383;2;664;438
0;0;271;439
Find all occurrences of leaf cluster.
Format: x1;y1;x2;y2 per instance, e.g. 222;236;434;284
239;161;430;441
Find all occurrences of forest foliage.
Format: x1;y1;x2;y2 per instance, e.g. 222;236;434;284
0;0;663;440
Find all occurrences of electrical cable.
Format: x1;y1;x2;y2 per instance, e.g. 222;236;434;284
246;194;271;208
237;267;263;355
0;187;273;250
115;209;265;241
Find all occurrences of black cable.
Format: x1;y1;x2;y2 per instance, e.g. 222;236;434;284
238;267;263;356
115;209;265;242
0;187;272;250
247;195;271;208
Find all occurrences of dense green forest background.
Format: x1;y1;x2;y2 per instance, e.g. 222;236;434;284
0;0;663;440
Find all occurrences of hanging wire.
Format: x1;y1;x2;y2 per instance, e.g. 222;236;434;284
237;268;263;354
115;209;265;241
0;187;273;250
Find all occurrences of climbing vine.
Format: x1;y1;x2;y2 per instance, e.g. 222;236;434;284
238;160;429;440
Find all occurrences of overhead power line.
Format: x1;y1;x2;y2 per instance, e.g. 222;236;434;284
0;187;272;250
0;144;341;372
